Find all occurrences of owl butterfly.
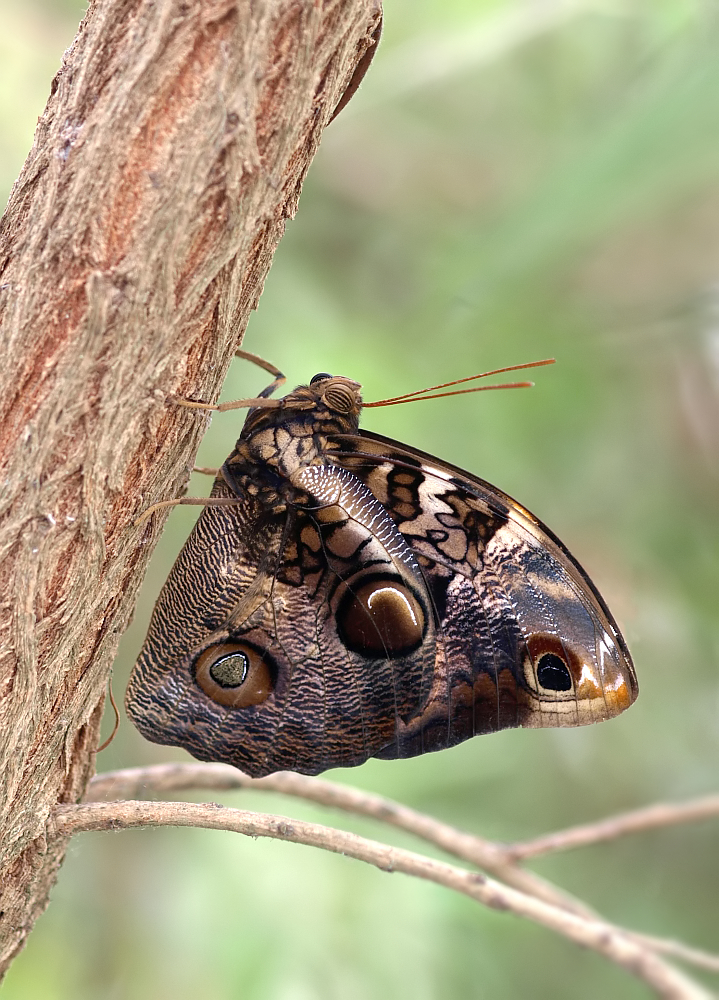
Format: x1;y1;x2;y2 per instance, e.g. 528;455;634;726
126;351;637;777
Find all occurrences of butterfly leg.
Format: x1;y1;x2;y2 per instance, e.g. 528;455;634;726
175;350;286;413
134;495;243;528
193;466;220;476
234;349;286;397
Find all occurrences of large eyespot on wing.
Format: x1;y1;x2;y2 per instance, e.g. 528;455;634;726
194;641;275;707
518;631;634;727
336;574;427;658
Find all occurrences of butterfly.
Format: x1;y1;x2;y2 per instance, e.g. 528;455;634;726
126;351;638;777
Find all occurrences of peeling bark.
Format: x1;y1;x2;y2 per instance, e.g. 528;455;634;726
0;0;381;974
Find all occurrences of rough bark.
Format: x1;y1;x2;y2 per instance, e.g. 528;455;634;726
0;0;381;974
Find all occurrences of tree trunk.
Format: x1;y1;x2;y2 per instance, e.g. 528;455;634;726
0;0;381;975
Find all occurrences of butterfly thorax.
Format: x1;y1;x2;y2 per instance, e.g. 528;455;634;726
221;376;362;507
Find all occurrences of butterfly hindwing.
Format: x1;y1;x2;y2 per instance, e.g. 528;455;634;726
128;466;442;776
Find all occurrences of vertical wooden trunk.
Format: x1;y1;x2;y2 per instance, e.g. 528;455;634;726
0;0;381;974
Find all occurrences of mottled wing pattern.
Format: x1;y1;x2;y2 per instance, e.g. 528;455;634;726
127;429;636;778
127;472;439;777
333;430;637;758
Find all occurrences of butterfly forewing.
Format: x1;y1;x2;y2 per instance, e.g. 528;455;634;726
335;430;637;738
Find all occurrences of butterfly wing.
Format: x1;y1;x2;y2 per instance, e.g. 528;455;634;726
331;430;638;760
127;432;637;777
127;470;440;777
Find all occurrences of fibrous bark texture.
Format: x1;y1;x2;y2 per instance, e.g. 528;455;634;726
0;0;381;974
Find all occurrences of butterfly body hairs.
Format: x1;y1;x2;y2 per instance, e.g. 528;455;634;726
126;357;637;777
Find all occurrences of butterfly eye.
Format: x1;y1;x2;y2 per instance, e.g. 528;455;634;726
337;578;426;658
310;372;333;385
536;652;573;691
194;642;274;707
323;383;356;413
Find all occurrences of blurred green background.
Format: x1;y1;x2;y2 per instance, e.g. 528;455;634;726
3;0;719;997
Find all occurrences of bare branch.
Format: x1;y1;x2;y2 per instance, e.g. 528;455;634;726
506;795;719;861
87;764;719;980
628;934;719;977
87;763;592;916
52;799;711;1000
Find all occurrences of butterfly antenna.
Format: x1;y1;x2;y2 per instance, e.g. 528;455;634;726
363;358;555;408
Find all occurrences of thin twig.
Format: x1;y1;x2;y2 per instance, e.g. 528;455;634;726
628;934;719;977
87;764;591;916
506;795;719;861
86;764;719;978
52;799;711;1000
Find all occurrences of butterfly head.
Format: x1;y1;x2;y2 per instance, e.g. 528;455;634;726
241;372;363;439
298;372;364;429
308;372;362;411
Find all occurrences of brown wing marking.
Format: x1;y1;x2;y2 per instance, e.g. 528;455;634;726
331;430;637;734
